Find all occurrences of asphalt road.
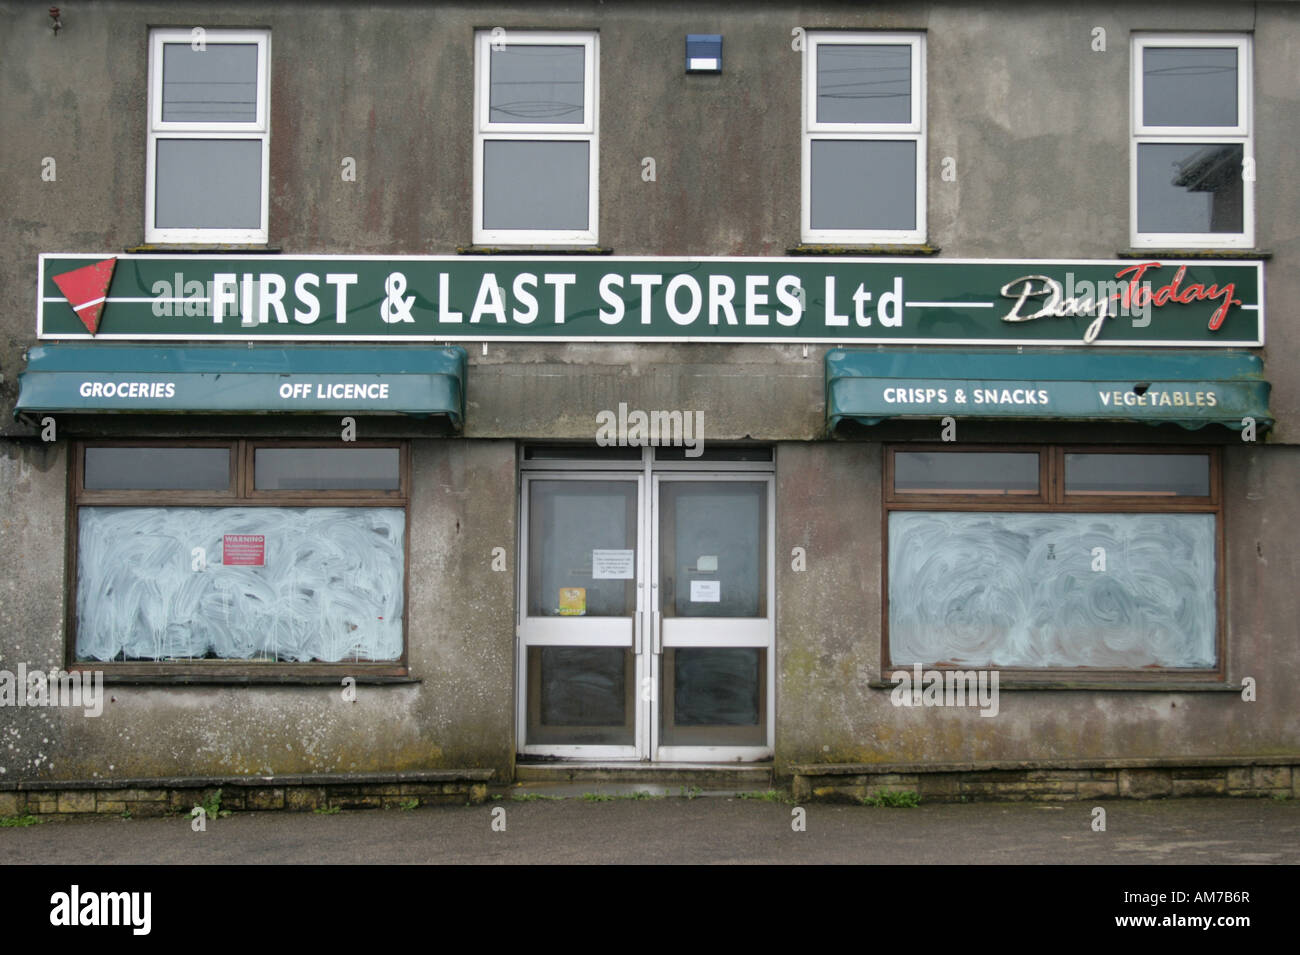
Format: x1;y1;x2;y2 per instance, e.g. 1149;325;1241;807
2;795;1297;865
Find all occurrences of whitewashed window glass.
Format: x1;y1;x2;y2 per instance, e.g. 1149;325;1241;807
474;31;598;245
76;506;405;663
888;511;1217;669
803;33;926;244
1131;36;1253;248
146;29;270;243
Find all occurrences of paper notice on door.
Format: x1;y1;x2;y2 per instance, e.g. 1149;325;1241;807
592;549;634;579
697;555;718;572
690;580;721;603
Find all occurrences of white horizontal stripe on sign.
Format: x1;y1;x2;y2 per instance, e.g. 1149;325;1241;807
907;301;996;308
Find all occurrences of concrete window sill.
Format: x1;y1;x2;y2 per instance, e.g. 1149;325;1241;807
124;244;282;254
788;244;941;256
457;245;613;255
1117;248;1271;260
868;679;1242;692
79;672;418;687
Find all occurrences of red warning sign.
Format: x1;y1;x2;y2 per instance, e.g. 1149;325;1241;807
222;534;265;566
52;257;117;334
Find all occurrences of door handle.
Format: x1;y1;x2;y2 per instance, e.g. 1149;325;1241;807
652;611;662;654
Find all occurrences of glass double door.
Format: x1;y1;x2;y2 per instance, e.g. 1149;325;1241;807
518;471;773;761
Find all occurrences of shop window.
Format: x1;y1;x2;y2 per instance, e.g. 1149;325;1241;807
473;30;598;245
71;442;407;673
146;28;270;244
1131;35;1253;249
884;447;1221;676
802;32;926;244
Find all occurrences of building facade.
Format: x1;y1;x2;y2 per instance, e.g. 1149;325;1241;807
2;0;1297;806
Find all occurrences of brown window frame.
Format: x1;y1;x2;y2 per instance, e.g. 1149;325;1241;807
883;444;1224;684
67;439;411;680
886;445;1050;504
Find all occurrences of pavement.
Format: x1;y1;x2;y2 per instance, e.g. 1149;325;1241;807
2;793;1298;865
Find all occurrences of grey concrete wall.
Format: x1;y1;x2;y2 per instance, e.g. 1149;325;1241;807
4;1;1297;440
775;441;883;766
1;0;1296;781
774;441;1300;773
0;442;68;779
408;439;517;773
0;438;517;783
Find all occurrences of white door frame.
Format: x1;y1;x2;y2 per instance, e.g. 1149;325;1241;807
516;448;776;762
516;469;645;760
650;471;776;763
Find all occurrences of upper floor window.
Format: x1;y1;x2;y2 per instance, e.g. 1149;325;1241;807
146;29;270;244
802;32;926;245
1131;35;1253;249
473;31;598;246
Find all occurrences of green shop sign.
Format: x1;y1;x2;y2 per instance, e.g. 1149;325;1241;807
825;349;1273;431
38;254;1263;347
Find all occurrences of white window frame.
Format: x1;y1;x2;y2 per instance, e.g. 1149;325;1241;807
473;30;599;246
801;32;926;245
146;28;271;244
1130;34;1253;250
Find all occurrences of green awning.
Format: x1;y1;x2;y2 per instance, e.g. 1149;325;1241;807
15;344;467;428
826;349;1272;432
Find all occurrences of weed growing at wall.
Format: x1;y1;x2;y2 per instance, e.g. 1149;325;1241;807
861;790;921;808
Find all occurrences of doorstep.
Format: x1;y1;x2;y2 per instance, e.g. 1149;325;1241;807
513;762;775;796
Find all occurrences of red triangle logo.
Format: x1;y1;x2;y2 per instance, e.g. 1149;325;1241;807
52;257;117;334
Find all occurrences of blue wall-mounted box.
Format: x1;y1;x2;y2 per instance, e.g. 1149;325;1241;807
686;34;723;73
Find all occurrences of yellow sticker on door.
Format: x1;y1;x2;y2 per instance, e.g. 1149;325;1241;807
558;587;587;616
